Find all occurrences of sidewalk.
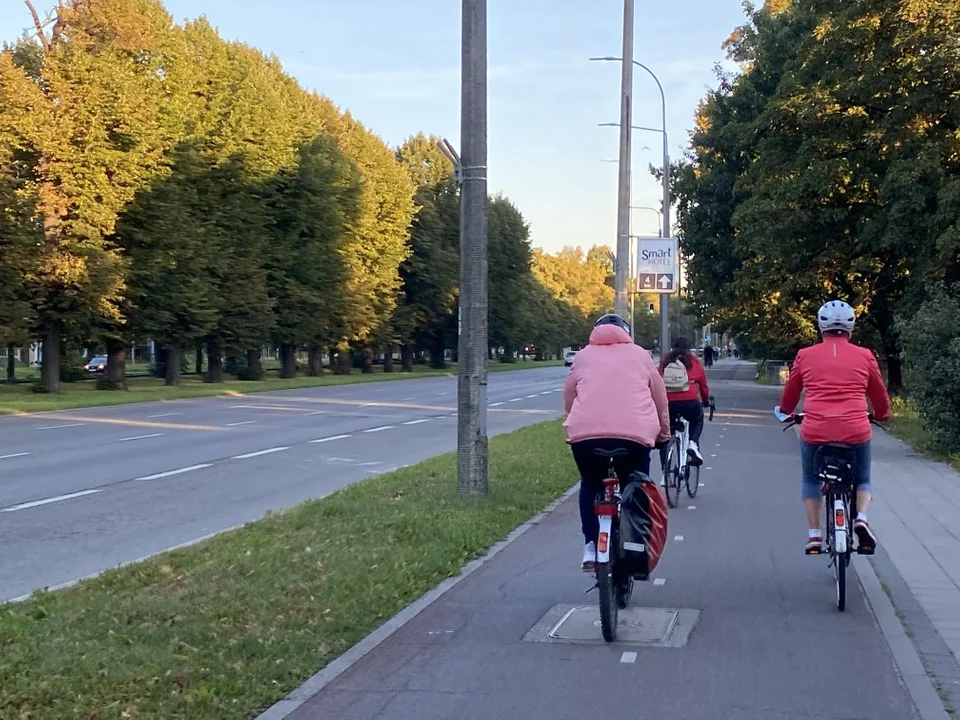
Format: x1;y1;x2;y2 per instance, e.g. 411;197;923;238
868;429;960;710
258;377;952;720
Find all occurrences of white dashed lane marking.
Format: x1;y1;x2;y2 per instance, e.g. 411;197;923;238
148;412;181;419
226;420;257;427
2;488;103;513
37;423;86;431
137;464;212;481
117;433;163;443
620;652;638;664
0;452;30;461
310;434;351;443
403;419;430;426
363;426;394;434
231;447;290;460
653;578;667;586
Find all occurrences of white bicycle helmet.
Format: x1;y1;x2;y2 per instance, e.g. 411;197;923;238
817;300;856;334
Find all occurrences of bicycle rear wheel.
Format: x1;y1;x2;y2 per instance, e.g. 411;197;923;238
598;563;618;641
664;438;681;508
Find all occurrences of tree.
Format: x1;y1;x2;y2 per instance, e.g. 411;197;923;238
118;143;221;385
0;0;187;392
266;136;361;379
488;195;533;359
394;134;459;369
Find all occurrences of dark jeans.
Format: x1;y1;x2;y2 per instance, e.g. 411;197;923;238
571;439;651;545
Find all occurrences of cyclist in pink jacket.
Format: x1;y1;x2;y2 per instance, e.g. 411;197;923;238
564;314;671;569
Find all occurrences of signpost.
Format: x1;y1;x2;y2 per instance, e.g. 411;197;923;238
635;237;678;294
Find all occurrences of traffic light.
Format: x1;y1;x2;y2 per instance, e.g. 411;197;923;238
647;302;655;316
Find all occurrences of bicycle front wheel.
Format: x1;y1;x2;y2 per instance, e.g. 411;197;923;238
664;438;681;508
686;462;700;498
598;563;618;642
836;550;847;611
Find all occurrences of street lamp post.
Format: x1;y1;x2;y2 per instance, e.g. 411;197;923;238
611;1;634;321
592;56;671;353
457;0;488;497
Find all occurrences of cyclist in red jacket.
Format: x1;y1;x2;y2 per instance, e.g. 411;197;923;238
779;301;891;555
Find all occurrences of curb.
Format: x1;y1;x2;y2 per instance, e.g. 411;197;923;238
854;554;952;719
255;483;580;720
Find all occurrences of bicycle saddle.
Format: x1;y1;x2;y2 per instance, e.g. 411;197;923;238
592;448;630;459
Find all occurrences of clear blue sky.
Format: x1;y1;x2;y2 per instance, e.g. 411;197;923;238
3;0;746;252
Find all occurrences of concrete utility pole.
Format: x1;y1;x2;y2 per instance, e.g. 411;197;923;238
457;0;488;497
613;0;634;320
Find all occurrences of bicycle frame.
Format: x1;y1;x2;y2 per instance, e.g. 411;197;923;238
662;417;690;477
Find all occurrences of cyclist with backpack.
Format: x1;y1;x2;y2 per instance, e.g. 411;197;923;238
659;336;710;466
563;314;671;570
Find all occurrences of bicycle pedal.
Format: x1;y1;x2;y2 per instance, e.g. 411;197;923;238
584;583;598;594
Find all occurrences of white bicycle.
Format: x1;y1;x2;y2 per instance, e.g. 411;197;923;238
660;397;714;508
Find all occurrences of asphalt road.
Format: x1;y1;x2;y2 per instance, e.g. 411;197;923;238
0;367;568;603
287;369;923;720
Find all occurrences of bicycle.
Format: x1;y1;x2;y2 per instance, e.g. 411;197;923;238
661;395;715;508
590;448;637;642
776;409;879;612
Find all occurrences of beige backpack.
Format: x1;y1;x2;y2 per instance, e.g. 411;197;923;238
663;360;690;392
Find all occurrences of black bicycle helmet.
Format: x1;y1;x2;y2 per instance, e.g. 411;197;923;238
594;313;630;333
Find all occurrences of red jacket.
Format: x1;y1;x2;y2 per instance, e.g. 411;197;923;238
659;355;710;404
779;336;891;445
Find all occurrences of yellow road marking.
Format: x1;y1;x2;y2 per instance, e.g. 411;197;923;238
25;415;223;431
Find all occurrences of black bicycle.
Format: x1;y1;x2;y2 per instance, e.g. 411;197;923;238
777;410;878;611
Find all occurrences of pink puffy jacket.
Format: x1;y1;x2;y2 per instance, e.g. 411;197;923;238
563;324;671;447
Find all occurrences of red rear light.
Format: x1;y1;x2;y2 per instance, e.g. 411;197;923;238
835;508;845;527
598;532;608;554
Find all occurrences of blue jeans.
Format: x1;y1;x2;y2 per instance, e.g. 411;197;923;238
800;439;872;499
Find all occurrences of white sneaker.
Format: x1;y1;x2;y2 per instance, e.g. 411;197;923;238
582;542;597;570
687;441;704;466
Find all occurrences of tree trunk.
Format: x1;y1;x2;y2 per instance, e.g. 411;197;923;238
335;342;352;375
280;343;297;379
361;345;375;374
886;353;903;396
5;345;14;383
40;325;60;393
401;344;414;372
104;338;127;390
164;344;181;386
383;346;394;373
246;348;263;377
328;346;339;374
195;342;203;375
205;340;223;383
430;332;447;369
308;344;324;376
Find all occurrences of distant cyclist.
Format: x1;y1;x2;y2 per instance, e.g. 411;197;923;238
658;336;710;466
563;314;671;570
779;301;891;555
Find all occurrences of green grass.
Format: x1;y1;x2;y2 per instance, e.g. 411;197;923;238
886;396;960;472
0;359;563;415
0;421;574;719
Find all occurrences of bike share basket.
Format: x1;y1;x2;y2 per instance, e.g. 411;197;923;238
618;472;669;577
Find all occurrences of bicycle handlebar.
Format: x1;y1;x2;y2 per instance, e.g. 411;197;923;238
774;406;884;432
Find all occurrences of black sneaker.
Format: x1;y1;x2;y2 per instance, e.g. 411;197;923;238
855;519;877;555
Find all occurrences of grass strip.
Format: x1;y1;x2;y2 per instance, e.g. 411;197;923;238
0;421;574;719
0;359;563;415
886;396;960;472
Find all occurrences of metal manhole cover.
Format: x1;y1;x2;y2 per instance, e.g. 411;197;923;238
524;604;700;647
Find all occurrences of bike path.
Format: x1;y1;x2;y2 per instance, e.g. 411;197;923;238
275;379;926;720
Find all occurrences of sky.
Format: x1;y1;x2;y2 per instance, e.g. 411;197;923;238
2;0;747;253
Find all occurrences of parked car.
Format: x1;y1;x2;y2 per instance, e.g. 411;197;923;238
564;350;577;367
83;356;107;374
